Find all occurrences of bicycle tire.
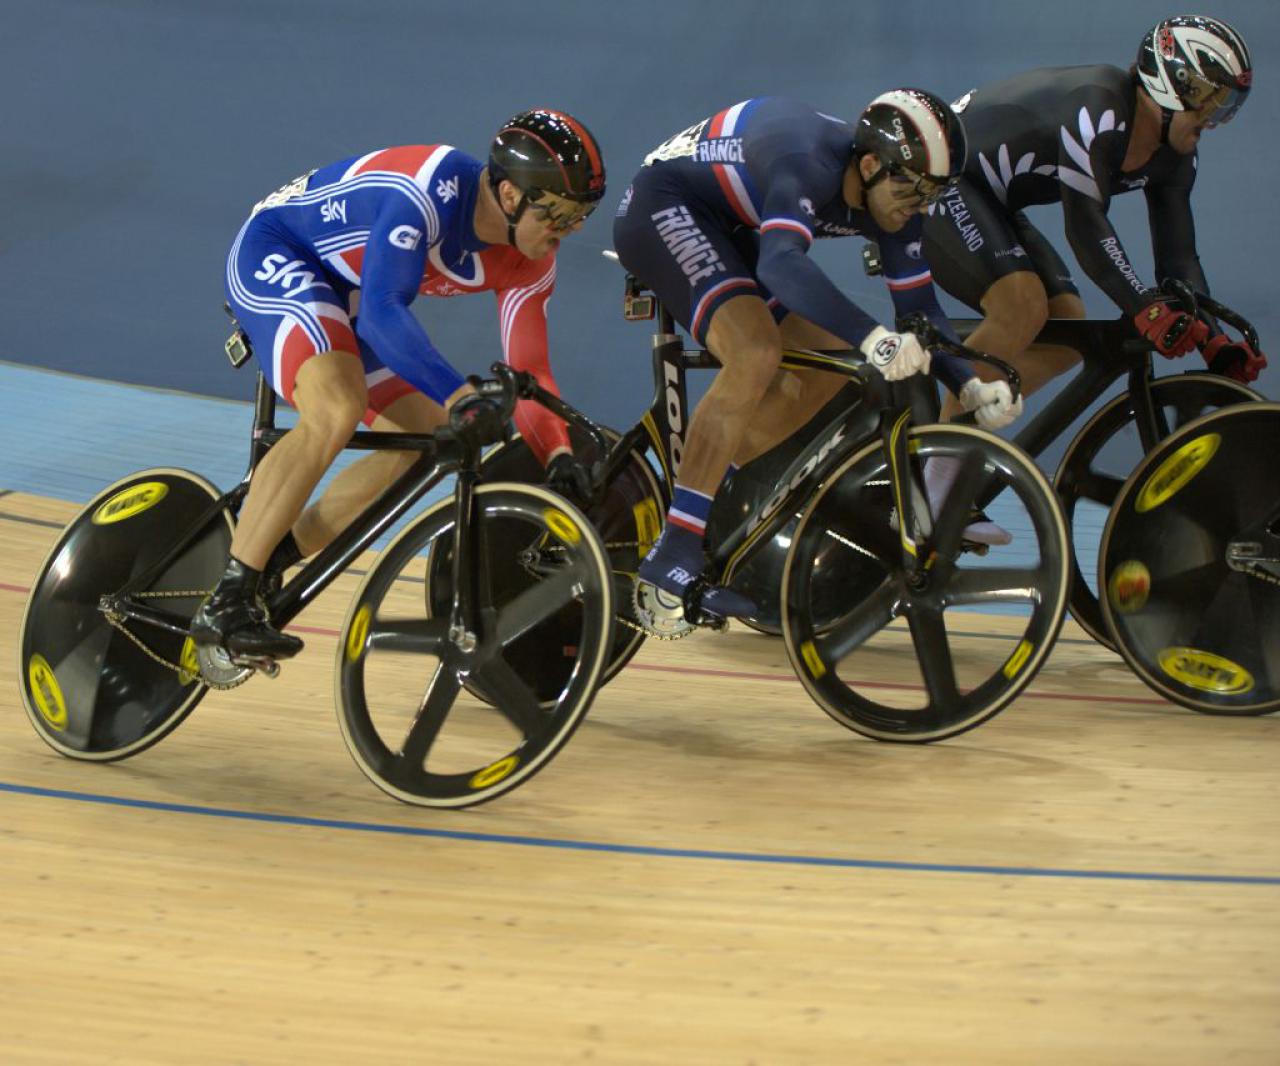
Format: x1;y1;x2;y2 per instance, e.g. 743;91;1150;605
782;425;1070;742
335;482;614;807
1055;373;1260;650
19;468;232;760
1099;402;1280;716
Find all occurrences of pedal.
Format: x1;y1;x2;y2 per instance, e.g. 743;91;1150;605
632;580;696;640
235;655;281;679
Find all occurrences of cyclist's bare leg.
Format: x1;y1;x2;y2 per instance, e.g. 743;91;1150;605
636;294;780;618
734;315;848;465
939;273;1084;419
292;391;447;556
675;294;784;494
229;351;370;569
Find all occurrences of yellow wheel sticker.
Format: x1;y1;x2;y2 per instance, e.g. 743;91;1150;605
28;654;68;731
1158;647;1254;695
1107;560;1151;615
633;497;662;555
178;637;201;685
92;481;170;525
1001;640;1033;680
470;755;519;790
1135;433;1220;513
800;640;827;679
543;508;582;544
346;605;372;662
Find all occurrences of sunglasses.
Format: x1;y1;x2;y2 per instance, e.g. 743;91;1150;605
524;190;598;231
886;168;952;207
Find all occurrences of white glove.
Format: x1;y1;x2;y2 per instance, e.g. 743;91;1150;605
859;326;931;382
959;377;1023;430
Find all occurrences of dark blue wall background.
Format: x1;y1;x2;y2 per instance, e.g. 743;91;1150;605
5;0;1276;454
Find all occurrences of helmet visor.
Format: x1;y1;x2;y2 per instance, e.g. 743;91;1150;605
525;189;598;231
886;167;953;207
1183;71;1247;128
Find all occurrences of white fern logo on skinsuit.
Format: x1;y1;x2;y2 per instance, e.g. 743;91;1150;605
976;107;1126;204
978;145;1059;204
1056;107;1127;201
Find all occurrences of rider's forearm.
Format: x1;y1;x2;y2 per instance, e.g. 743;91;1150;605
756;241;878;349
1063;197;1151;317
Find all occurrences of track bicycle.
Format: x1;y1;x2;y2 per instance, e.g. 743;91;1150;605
728;267;1264;645
470;281;1072;742
19;348;616;808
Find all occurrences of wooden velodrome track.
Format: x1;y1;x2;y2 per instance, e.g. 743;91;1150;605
2;487;1278;1064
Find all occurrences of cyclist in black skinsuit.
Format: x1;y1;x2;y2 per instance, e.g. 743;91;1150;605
923;14;1266;433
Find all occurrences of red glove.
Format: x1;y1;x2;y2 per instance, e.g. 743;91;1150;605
1134;301;1210;357
1203;333;1268;383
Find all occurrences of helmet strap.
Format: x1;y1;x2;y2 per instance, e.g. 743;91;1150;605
488;168;530;247
504;193;530;247
1159;107;1174;146
861;156;891;192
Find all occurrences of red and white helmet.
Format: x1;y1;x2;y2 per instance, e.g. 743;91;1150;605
1136;15;1252;126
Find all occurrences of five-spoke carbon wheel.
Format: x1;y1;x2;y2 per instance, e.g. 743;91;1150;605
432;430;666;700
19;468;231;760
1054;373;1260;649
1099;403;1280;716
336;483;614;807
782;426;1069;742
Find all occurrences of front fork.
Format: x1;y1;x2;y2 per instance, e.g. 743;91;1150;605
881;405;928;580
447;466;482;653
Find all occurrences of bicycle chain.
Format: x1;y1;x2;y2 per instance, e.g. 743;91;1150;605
101;588;208;681
102;588;251;690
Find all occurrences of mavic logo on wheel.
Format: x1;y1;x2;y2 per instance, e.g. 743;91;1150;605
92;482;169;525
746;425;847;536
470;755;519;790
28;654;67;731
1158;647;1254;695
1136;433;1221;512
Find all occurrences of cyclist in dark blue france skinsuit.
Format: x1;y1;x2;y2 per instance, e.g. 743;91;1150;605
923;14;1266;432
614;91;1019;619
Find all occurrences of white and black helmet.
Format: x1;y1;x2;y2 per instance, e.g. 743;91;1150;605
855;88;966;183
1136;15;1252;126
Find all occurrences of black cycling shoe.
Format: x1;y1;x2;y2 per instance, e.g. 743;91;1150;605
191;592;304;661
192;558;303;661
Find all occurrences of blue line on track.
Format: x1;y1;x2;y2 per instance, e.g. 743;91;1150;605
3;781;1276;886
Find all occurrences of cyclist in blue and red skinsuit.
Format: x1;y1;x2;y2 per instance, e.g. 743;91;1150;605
614;91;1019;620
193;110;606;661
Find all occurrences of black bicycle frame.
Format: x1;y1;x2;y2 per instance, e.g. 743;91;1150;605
102;365;609;645
597;299;924;590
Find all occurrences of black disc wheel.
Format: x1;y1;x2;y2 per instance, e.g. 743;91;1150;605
782;426;1070;742
1055;373;1260;649
336;483;614;807
1099;403;1280;716
427;429;665;701
19;469;232;760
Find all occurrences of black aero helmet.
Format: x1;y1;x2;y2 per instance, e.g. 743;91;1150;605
1136;15;1252;127
853;88;967;202
488;108;606;243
